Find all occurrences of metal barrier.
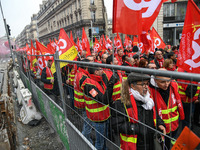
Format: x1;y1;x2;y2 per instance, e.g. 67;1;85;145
14;51;200;150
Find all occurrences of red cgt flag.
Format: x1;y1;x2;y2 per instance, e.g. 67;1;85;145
114;33;124;52
113;0;163;34
177;0;200;73
150;27;166;52
82;27;91;57
51;28;78;74
113;0;142;35
93;38;102;53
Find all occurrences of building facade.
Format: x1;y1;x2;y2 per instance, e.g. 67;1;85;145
163;0;200;46
37;0;107;45
15;14;37;48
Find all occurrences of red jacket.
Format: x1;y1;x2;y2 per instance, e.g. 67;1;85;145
74;68;89;109
149;81;185;133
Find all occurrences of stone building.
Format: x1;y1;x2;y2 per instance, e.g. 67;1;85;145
15;14;37;48
163;0;200;45
37;0;107;45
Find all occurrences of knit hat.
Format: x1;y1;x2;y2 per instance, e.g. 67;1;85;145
127;72;150;85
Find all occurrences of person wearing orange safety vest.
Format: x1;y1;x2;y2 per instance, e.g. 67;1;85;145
176;67;200;129
149;68;185;149
103;55;122;102
80;66;117;150
41;58;54;94
112;73;166;150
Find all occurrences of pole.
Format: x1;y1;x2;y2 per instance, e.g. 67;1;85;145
91;20;93;47
54;51;68;118
0;0;15;64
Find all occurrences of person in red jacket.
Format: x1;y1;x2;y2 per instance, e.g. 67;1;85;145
41;58;54;95
80;66;117;150
111;72;166;150
149;68;185;149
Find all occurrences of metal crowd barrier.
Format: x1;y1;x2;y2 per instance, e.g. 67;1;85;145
14;51;200;150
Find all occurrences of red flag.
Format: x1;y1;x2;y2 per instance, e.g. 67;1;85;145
133;36;139;46
36;40;54;70
139;31;152;54
142;0;163;31
113;0;142;35
106;35;112;44
70;31;80;53
177;0;200;73
77;37;83;53
150;27;166;52
124;35;128;47
113;0;163;34
114;33;124;52
93;38;102;53
51;28;78;74
82;28;91;57
171;0;177;3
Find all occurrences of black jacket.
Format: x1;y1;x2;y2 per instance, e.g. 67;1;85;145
111;99;165;150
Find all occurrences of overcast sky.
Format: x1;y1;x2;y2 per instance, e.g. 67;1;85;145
0;0;113;38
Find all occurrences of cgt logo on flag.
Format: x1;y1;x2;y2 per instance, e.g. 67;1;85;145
123;0;161;18
184;27;200;70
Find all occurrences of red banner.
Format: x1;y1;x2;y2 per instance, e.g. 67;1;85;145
177;0;200;73
150;27;166;52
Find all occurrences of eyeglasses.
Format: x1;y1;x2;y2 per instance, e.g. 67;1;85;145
136;82;149;87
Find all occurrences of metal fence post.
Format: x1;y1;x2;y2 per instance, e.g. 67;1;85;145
54;51;68;118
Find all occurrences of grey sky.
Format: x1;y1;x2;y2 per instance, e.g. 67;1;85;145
0;0;113;38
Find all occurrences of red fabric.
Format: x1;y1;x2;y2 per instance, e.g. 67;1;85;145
44;67;53;90
139;31;152;54
77;37;83;53
177;0;200;73
114;33;124;52
149;81;185;133
93;38;102;53
157;58;164;68
113;0;142;35
133;36;139;46
150;27;166;52
113;0;163;34
82;27;91;57
70;31;80;53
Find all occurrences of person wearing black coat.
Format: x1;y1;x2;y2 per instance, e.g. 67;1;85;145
111;73;166;150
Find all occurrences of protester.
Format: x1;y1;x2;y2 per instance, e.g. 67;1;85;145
41;58;54;95
112;72;166;150
80;66;117;150
149;68;185;149
153;50;165;68
163;59;176;71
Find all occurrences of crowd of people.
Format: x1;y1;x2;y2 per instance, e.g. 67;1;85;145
22;44;200;150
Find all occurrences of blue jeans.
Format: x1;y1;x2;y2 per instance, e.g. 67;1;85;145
68;86;74;109
82;111;93;144
93;120;108;150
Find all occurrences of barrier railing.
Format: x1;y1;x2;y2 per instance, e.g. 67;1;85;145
14;51;200;150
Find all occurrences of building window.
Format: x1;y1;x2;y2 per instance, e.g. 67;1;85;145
79;12;82;20
75;1;77;9
78;0;81;8
91;11;95;22
76;14;78;22
164;3;175;17
176;2;187;20
90;0;94;5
